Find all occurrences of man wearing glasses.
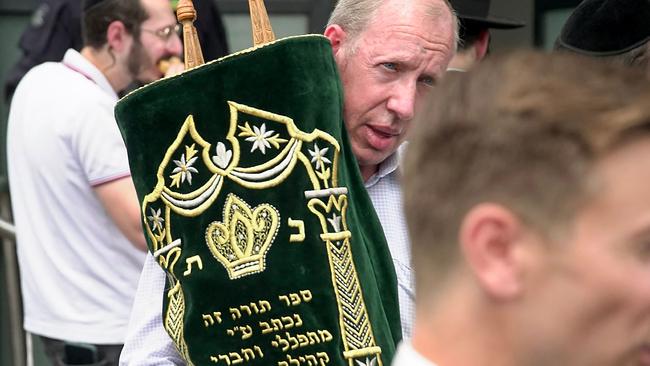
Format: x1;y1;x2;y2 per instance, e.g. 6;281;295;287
6;0;181;364
3;0;229;102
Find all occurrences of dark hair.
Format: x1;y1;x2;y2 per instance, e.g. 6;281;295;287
82;0;148;49
457;19;485;50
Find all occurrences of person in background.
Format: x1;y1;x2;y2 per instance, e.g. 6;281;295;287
6;0;182;364
554;0;650;72
396;50;650;366
3;0;228;102
446;0;523;72
118;0;458;363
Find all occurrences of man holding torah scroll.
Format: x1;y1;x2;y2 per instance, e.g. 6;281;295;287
117;0;456;364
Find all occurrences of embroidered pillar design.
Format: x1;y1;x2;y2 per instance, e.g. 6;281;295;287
307;191;382;366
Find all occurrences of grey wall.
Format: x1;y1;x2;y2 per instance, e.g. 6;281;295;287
489;0;535;52
217;0;334;51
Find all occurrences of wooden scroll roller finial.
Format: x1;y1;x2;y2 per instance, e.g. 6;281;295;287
176;0;205;69
249;0;276;46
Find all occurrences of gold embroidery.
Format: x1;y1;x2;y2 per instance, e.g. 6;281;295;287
278;352;330;366
165;281;194;365
271;329;334;351
209;346;264;364
278;290;312;307
226;101;340;190
183;255;203;276
142;115;228;220
204;300;271;328
140;101;383;365
155;237;194;365
288;218;305;242
258;313;303;334
205;194;280;279
158;246;181;271
202;312;223;327
307;193;383;366
226;325;254;340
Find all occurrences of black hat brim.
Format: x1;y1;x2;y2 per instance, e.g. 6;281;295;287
459;15;526;29
556;35;650;56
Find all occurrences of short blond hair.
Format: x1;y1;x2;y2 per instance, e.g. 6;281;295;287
403;51;650;293
327;0;458;48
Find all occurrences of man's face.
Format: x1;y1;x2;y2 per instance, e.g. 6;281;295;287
327;0;455;180
128;0;182;83
522;137;650;366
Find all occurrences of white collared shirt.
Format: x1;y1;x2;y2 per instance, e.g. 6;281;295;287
364;144;414;338
392;341;438;366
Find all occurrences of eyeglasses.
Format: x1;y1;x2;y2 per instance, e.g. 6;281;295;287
141;23;181;41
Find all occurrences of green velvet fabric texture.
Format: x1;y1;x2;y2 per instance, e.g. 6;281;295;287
114;35;401;366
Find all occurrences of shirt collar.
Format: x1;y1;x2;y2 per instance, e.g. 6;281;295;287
393;340;438;366
62;49;118;100
364;142;407;188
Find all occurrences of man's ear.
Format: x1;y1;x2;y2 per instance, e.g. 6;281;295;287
106;20;130;53
473;29;490;61
324;24;346;56
459;203;530;300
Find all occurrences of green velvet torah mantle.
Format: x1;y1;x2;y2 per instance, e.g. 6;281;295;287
114;35;401;366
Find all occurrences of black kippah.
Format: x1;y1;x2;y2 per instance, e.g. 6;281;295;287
557;0;650;56
83;0;107;12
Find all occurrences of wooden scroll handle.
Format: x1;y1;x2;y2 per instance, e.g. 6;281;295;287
176;0;205;69
249;0;276;46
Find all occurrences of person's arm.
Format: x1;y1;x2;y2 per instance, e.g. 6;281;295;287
120;254;185;365
74;95;146;251
94;176;147;251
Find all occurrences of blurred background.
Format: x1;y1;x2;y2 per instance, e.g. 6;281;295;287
0;0;581;364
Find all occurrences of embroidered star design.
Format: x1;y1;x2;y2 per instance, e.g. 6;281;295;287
308;143;331;170
147;208;165;231
171;152;199;185
245;123;274;154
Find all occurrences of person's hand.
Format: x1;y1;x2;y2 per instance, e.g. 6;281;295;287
158;56;184;78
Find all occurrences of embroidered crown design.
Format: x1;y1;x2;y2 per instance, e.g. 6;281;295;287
205;193;280;279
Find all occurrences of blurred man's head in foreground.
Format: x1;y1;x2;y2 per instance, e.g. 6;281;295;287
403;50;650;366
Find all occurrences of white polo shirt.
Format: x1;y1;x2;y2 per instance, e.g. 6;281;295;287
7;49;145;344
